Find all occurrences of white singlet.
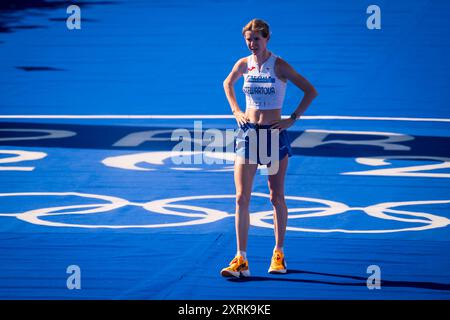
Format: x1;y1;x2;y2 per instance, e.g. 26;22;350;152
242;52;287;110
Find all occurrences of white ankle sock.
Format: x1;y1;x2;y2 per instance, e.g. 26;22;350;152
237;250;247;259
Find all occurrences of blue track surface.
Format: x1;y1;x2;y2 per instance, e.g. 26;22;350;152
0;0;449;299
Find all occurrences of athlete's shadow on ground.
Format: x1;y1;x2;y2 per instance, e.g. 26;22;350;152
227;269;450;291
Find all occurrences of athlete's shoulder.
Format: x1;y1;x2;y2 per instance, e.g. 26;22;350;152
234;57;249;73
237;56;249;65
274;57;293;81
274;56;290;69
275;57;296;74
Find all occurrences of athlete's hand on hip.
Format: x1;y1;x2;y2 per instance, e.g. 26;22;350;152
234;111;250;127
270;118;295;131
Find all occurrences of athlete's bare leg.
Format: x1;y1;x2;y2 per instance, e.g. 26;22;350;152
267;155;289;249
234;157;258;253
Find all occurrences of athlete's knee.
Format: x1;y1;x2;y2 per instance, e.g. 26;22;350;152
270;191;285;207
236;192;251;208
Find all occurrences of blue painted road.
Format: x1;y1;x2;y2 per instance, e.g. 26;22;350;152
0;0;449;299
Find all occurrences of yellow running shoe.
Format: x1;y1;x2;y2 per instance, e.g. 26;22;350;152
268;249;287;274
220;255;250;278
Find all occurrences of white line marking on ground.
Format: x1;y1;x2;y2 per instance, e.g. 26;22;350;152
0;115;450;122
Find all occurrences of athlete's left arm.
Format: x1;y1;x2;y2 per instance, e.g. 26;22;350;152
271;58;318;130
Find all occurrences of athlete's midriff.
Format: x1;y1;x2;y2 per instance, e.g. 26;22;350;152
245;108;281;125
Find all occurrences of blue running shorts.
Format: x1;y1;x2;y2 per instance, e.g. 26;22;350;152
235;122;293;165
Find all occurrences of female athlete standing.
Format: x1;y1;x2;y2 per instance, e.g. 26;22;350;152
221;19;318;277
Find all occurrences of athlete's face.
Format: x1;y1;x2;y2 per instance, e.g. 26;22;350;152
244;30;269;55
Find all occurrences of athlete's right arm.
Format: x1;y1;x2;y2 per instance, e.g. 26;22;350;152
223;58;249;126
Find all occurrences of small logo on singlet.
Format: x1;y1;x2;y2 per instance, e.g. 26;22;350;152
246;75;275;83
248;66;256;71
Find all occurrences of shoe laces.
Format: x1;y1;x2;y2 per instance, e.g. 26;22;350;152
230;256;241;266
273;252;282;263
